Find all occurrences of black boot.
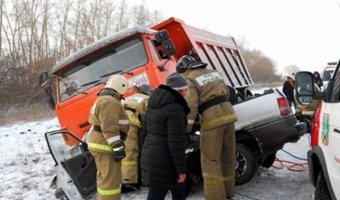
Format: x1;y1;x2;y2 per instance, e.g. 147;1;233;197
121;183;140;193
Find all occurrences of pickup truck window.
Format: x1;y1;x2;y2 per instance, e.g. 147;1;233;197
58;38;147;102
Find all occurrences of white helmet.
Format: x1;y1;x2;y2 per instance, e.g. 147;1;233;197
105;74;130;95
281;65;300;80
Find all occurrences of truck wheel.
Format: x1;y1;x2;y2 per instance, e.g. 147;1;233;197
55;188;69;200
242;89;253;100
315;172;331;200
236;144;258;185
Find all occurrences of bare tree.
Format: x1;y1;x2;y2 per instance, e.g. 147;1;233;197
0;0;168;122
130;1;164;27
114;0;129;31
242;48;280;83
57;0;72;59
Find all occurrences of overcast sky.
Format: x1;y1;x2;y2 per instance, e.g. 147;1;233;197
132;0;340;74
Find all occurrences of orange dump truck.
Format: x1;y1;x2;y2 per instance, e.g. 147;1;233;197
40;17;253;144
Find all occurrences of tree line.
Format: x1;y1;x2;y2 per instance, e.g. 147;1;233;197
0;0;164;122
0;0;281;122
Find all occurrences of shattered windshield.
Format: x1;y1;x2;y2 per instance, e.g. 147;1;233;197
58;38;147;102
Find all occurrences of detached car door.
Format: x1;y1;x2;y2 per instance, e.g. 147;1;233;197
321;65;340;199
45;129;96;200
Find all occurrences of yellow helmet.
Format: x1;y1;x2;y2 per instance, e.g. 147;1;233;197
104;74;130;95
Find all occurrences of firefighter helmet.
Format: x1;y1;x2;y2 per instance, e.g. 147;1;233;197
281;65;300;81
105;74;130;95
176;55;207;73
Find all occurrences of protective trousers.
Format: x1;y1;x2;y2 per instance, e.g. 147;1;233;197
200;123;236;200
90;150;121;200
122;124;139;184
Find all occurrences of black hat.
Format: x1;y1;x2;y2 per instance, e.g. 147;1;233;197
166;73;188;90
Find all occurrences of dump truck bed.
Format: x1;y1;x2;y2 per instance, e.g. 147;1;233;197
152;17;253;89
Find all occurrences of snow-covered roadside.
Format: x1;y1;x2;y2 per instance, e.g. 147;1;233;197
0;118;59;200
0;118;314;200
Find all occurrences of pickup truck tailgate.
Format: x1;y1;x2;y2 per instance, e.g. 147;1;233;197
234;90;282;130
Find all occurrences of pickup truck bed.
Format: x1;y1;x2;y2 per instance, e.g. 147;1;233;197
234;89;306;157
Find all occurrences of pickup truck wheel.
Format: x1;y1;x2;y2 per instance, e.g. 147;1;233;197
315;172;331;200
236;144;258;185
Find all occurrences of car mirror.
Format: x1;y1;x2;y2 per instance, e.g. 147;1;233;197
295;71;315;105
39;71;49;87
155;30;170;44
161;39;176;57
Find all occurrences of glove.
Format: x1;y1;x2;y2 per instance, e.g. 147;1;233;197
112;141;126;162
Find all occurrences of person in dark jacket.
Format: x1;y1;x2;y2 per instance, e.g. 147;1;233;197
313;71;324;88
282;76;295;108
141;72;190;200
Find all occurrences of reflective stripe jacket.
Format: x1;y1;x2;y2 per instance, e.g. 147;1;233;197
88;93;129;153
183;68;237;131
123;93;149;128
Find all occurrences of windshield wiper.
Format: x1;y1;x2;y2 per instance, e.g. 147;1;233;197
99;70;123;78
79;80;100;87
65;80;99;95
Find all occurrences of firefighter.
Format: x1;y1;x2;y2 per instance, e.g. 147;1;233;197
88;74;130;200
177;55;237;200
121;84;151;192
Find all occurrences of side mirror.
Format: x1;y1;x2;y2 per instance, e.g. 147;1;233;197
38;71;55;109
295;71;315;105
155;30;176;57
155;30;170;44
161;38;176;57
39;71;49;87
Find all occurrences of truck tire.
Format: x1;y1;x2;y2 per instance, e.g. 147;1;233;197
242;89;253;100
315;172;331;200
236;144;258;185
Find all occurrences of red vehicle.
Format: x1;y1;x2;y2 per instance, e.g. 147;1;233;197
40;17;253;145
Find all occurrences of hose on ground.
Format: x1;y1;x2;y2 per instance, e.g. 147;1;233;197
271;149;308;172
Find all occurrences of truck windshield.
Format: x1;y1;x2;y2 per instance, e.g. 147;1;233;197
58;38;147;102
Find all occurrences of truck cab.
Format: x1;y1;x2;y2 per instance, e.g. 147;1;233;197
41;26;178;145
295;62;340;200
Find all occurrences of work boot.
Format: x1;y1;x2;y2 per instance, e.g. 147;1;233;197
121;183;140;193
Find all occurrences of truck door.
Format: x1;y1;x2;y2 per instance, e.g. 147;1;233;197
45;130;96;199
321;64;340;195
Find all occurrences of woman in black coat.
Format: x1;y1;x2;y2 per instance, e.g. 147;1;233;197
313;71;324;88
141;73;190;200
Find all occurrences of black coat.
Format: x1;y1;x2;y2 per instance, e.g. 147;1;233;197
282;80;294;102
141;85;190;189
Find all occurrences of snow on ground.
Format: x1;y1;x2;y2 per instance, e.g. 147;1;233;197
0;118;314;200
